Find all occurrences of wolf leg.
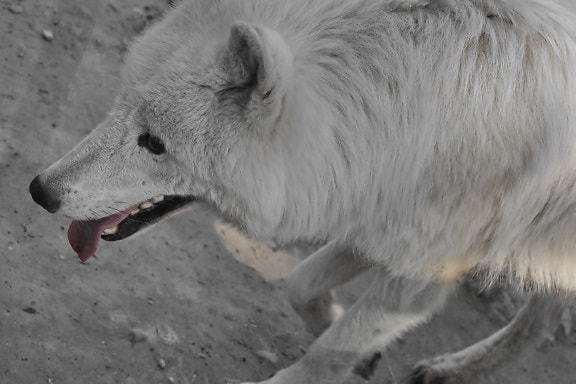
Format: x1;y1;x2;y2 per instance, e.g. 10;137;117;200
285;240;369;337
243;271;451;384
410;294;565;384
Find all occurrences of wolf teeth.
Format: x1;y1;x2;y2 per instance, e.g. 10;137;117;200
139;201;154;210
130;208;141;216
152;195;164;204
103;226;118;235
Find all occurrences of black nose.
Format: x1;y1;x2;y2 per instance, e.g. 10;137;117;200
29;175;61;213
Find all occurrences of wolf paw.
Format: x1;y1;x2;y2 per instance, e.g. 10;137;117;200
409;364;459;384
352;351;382;380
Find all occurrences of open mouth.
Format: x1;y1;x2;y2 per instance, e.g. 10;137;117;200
67;195;196;262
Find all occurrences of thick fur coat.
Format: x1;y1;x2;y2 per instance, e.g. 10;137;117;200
30;1;576;382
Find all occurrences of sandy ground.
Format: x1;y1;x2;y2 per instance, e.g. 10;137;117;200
2;1;576;383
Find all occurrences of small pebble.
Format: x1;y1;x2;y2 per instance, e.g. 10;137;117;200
129;328;150;344
254;349;279;365
8;4;23;14
157;358;167;369
22;306;38;315
42;30;54;41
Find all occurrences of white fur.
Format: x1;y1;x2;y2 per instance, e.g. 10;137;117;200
33;1;576;382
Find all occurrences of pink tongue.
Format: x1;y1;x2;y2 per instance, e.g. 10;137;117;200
67;208;134;262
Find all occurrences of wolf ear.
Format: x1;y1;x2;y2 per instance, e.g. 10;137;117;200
224;21;294;126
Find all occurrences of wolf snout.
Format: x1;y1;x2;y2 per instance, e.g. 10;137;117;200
29;175;61;213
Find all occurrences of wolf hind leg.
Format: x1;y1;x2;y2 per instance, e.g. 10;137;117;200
285;240;369;337
247;271;452;384
410;293;566;384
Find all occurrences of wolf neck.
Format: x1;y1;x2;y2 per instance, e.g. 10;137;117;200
247;6;410;243
227;2;423;244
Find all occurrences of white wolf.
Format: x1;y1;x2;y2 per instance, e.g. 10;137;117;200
30;0;576;383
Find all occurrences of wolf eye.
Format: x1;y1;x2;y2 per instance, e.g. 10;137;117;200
138;133;166;155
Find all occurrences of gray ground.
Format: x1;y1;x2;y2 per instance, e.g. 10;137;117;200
2;1;576;383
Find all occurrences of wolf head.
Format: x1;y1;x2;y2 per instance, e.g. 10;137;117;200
29;13;311;261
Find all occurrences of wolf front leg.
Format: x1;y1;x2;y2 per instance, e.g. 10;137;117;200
285;241;370;337
241;271;452;384
411;293;565;384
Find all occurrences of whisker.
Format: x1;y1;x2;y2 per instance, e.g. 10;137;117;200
112;200;131;206
383;351;398;384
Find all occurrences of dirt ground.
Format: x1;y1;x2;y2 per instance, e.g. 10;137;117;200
2;1;576;383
